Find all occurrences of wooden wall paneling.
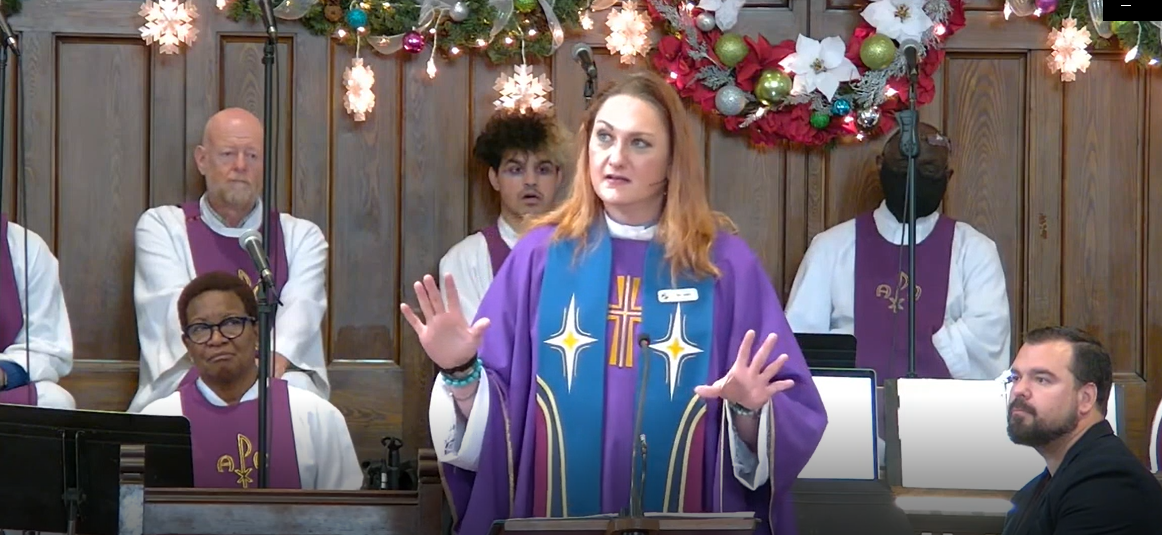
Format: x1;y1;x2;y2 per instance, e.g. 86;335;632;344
399;55;472;458
1059;55;1149;460
1144;70;1162;450
941;53;1027;354
56;38;151;360
328;43;405;461
1023;51;1062;333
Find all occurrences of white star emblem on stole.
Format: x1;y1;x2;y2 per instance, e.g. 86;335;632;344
543;294;598;391
648;304;703;399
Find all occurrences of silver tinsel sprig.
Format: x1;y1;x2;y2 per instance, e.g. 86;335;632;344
739;106;767;128
697;65;734;89
647;0;715;63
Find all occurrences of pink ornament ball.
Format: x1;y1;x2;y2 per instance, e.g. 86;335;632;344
403;31;425;54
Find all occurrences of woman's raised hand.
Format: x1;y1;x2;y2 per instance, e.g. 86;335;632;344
399;274;490;370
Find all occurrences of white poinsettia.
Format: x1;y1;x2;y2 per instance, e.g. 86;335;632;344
860;0;932;43
778;34;860;101
696;0;745;31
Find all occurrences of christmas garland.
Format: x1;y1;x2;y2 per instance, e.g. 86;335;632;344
224;0;585;64
1005;0;1160;76
643;0;966;148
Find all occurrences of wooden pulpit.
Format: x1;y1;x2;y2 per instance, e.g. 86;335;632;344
489;513;758;534
117;445;445;535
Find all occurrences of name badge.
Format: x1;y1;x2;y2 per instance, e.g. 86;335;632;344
658;288;699;303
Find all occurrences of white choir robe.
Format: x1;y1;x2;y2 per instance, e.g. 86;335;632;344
785;201;1012;380
140;379;365;490
438;216;518;323
3;221;75;409
430;215;772;491
129;195;330;413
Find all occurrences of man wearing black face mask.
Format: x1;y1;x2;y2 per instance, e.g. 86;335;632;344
786;123;1011;384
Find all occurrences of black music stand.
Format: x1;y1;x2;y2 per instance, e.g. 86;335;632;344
795;333;857;369
0;404;194;535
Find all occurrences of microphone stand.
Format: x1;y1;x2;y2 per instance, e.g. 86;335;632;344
617;336;654;534
256;13;278;490
583;68;596;108
898;62;920;380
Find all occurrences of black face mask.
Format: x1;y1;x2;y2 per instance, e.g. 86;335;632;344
879;167;948;222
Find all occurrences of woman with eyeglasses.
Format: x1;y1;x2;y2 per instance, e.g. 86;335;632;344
139;271;363;491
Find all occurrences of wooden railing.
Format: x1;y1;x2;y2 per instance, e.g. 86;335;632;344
117;445;445;535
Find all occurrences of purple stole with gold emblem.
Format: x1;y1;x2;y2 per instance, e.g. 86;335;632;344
179;377;302;489
853;211;956;383
0;215;37;405
179;202;289;387
478;225;510;275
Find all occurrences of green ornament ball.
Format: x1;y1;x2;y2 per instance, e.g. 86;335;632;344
514;0;537;13
754;69;792;105
860;34;897;71
810;111;831;129
1110;21;1126;32
714;33;749;67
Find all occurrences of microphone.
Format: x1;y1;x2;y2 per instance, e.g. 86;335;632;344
900;39;920;78
0;9;18;54
238;229;276;290
256;0;278;36
572;42;597;78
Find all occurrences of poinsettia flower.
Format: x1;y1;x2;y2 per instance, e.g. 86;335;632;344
696;0;745;31
778;34;859;101
860;0;933;43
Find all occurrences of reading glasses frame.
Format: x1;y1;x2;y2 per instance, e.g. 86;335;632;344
183;316;257;344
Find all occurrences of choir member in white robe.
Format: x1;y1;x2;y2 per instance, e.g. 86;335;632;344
0;216;75;408
438;110;569;322
140;272;363;490
786;123;1011;383
130;108;329;413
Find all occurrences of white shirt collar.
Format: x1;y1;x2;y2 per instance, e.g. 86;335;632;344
194;377;259;406
872;200;942;245
199;193;264;237
604;212;656;241
497;216;519;247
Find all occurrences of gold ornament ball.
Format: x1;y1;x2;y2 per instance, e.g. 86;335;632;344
754;69;792;105
714;33;749;67
860;34;897;71
514;0;537;12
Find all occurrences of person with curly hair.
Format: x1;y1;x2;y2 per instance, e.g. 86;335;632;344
439;109;571;323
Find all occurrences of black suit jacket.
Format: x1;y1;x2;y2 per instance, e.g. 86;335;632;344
1001;420;1162;535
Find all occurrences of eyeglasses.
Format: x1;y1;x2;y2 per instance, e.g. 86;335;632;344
183;316;255;344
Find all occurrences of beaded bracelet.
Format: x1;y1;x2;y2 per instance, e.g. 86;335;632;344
728;401;758;417
442;357;483;388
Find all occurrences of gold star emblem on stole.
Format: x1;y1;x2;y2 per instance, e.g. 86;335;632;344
544;294;598;391
648;303;703;399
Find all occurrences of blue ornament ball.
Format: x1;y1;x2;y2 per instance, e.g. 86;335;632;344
831;98;852;116
346;8;369;28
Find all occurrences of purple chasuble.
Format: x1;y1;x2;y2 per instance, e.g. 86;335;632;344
179;377;302;489
479;224;511;275
179;201;290;387
439;226;828;535
0;215;37;406
853;211;955;382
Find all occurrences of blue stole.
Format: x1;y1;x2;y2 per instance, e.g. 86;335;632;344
534;229;716;516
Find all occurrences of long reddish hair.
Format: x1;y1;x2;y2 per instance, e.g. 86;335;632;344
529;70;735;279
